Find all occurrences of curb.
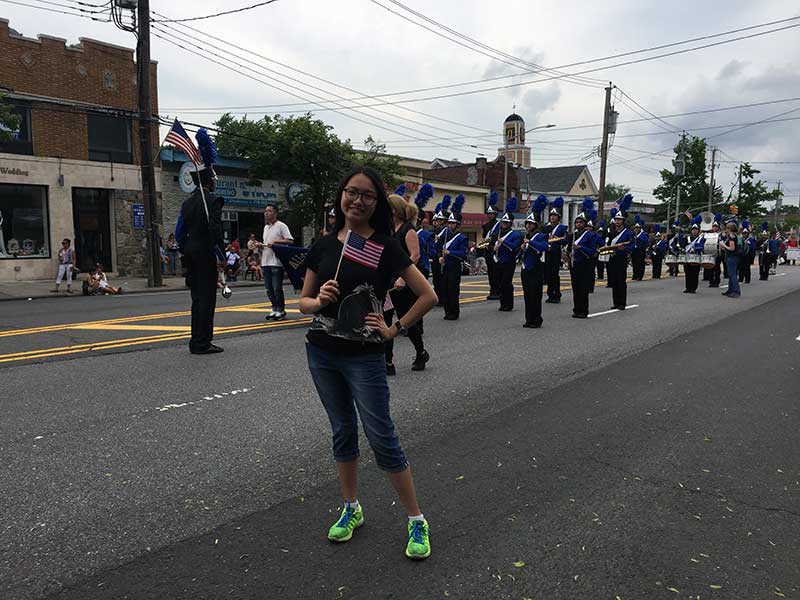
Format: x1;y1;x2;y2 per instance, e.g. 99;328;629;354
0;280;264;302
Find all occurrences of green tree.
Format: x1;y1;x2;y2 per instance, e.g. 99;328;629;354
213;113;403;237
732;163;772;220
652;136;721;223
0;93;21;142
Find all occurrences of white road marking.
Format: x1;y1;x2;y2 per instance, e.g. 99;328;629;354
588;305;639;318
796;334;800;342
775;273;786;277
155;388;252;413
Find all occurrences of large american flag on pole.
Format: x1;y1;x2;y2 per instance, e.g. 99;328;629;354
165;119;202;166
342;230;384;270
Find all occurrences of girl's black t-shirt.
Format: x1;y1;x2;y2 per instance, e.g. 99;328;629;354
303;230;412;354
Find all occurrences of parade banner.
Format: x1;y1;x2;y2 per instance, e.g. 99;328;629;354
272;245;308;290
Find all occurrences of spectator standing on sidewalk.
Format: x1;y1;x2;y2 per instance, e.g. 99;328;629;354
52;238;76;294
259;204;294;321
165;233;180;276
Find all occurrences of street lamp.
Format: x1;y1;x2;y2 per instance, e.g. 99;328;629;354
504;123;556;205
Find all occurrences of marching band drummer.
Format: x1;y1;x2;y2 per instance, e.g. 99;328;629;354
595;221;607;282
651;230;668;279
544;199;568;303
494;198;523;312
439;211;468;321
570;211;600;318
603;208;634;311
668;224;685;277
520;212;549;328
708;219;722;288
683;222;704;294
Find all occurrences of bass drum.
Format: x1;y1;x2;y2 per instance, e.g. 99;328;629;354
703;232;719;256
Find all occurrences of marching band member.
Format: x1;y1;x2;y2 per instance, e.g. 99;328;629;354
586;218;599;293
651;226;667;279
668;223;685;277
758;223;771;280
683;221;704;293
708;218;722;287
544;196;568;303
570;211;600;318
603;220;616;287
630;219;648;281
720;219;741;298
430;204;446;305
520;211;549;328
738;221;755;284
439;210;468;321
595;221;607;281
494;198;523;312
483;191;501;300
602;195;634;310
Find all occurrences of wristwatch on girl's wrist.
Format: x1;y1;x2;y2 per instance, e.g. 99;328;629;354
393;321;407;336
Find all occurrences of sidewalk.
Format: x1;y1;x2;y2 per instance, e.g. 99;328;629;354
0;275;264;301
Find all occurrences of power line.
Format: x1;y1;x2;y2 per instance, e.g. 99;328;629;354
152;10;501;140
150;0;279;23
368;0;604;89
0;0;111;20
151;22;507;155
150;29;488;155
165;15;800;111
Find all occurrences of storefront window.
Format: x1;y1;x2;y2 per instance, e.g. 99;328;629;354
0;184;50;259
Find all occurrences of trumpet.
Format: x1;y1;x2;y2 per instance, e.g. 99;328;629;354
476;239;492;250
548;235;567;246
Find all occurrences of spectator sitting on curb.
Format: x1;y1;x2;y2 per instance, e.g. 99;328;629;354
83;263;123;295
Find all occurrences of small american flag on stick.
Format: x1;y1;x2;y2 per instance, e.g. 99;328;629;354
334;230;384;279
165;119;202;166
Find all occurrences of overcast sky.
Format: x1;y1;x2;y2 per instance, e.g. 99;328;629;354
5;0;800;208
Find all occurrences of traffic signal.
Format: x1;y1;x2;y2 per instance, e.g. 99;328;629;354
729;204;739;215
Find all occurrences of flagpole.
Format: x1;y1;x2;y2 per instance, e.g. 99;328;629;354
334;230;351;281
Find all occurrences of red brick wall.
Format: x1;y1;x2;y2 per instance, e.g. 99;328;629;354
422;160;518;196
0;19;158;163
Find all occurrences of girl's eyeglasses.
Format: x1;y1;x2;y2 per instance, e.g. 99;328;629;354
343;187;377;205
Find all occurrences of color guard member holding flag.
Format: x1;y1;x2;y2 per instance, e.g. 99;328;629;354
299;166;436;560
173;124;226;355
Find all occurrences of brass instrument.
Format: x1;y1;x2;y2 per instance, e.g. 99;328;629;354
548;235;566;246
476;239;492;250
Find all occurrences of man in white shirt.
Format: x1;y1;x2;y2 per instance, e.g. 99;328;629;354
259;204;294;320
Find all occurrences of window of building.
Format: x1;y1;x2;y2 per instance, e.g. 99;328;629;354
87;114;132;164
0;184;50;259
0;101;33;155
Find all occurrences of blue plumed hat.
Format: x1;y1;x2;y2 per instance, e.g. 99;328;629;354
487;190;499;214
414;183;434;210
549;196;564;216
501;196;518;222
192;128;218;185
394;183;407;197
452;193;465;216
532;194;548;217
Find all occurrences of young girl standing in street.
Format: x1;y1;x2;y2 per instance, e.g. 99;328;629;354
299;166;437;560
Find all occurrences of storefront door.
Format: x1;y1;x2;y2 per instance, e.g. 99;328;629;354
72;188;112;272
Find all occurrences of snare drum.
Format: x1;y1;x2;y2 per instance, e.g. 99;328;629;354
598;252;610;263
665;255;677;265
677;253;687;264
787;248;800;261
701;254;716;268
685;253;701;265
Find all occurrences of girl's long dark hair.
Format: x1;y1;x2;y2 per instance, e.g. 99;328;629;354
332;166;392;237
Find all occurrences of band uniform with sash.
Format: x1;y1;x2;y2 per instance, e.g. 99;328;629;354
439;211;468;320
631;220;648;281
683;220;705;293
482;190;501;300
175;128;226;355
520;210;549;328
603;195;634;310
494;197;523;312
569;211;600;318
667;225;685;277
430;200;448;306
544;196;568;303
650;226;668;279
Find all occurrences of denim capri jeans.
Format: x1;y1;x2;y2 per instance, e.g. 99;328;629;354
306;342;409;473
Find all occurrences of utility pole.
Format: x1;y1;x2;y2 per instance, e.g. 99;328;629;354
707;146;717;212
136;0;162;288
597;83;613;217
774;180;783;227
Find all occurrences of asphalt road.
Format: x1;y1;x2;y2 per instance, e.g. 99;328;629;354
2;269;799;599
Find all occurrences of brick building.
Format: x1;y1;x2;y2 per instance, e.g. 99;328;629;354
0;18;160;280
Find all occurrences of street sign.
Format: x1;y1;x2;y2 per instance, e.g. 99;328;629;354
132;204;145;229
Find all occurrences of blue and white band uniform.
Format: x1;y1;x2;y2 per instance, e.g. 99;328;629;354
522;233;549;270
496;230;524;264
417;228;433;271
548;223;568;252
571;229;600;264
654;239;668;255
635;231;649;250
442;231;468;266
687;234;705;253
611;227;634;255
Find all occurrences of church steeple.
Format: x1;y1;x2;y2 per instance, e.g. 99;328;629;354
498;111;531;167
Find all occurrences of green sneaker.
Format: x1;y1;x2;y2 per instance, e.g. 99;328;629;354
405;519;431;560
327;504;364;542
